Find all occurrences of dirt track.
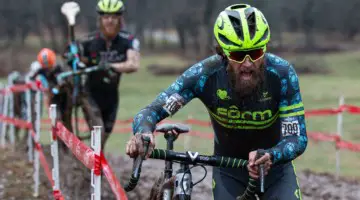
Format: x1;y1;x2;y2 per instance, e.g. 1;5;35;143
0;148;359;200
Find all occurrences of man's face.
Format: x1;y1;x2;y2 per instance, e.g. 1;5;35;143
100;14;122;38
226;50;265;97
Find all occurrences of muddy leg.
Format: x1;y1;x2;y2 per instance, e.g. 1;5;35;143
79;94;104;140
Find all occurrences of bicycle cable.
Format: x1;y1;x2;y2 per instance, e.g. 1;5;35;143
191;165;207;186
180;164;208;200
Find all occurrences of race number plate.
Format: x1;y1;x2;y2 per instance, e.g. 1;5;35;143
281;120;300;137
163;93;184;115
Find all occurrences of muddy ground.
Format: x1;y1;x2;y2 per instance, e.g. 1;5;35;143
0;147;359;200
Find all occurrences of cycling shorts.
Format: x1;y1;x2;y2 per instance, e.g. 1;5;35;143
87;93;119;134
212;162;302;200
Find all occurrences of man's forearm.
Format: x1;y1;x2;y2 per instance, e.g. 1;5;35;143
111;49;140;73
111;61;138;73
268;134;308;165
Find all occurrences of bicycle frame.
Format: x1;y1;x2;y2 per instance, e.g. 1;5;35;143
162;131;193;200
163;131;176;200
68;42;81;137
174;163;192;200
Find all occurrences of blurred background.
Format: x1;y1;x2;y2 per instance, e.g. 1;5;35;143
1;0;360;199
2;0;360;72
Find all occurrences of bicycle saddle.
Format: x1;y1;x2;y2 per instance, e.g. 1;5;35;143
155;123;190;134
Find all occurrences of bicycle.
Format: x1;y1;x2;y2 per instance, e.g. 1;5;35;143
54;64;109;141
124;123;266;200
56;64;105;84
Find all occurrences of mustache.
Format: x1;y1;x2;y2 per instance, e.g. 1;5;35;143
226;64;265;97
238;67;255;73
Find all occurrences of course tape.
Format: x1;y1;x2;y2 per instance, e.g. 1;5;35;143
39;104;360;129
55;122;128;200
0;114;63;199
38;103;360;152
0;80;47;95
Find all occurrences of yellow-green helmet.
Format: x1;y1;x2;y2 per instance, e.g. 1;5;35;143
214;4;270;56
96;0;125;14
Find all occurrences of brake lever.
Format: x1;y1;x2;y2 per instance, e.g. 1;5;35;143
125;135;152;192
142;135;151;158
133;135;151;177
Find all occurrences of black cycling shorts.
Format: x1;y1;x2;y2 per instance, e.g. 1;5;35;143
88;93;119;134
212;162;302;200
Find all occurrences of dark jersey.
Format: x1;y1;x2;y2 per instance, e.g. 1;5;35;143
132;53;308;165
29;63;64;90
78;30;139;95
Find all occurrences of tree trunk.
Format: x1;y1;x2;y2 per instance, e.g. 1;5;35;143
204;0;216;55
302;0;316;49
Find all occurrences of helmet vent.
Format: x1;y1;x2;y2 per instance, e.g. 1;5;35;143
253;27;269;46
244;8;256;39
229;4;249;10
218;33;241;47
226;10;244;41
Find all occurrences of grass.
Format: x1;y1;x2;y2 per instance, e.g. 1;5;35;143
9;50;360;178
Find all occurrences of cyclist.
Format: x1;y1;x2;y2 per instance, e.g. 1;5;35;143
126;4;307;200
29;48;73;133
64;0;140;150
29;48;61;106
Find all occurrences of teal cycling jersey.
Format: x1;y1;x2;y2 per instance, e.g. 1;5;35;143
132;53;308;165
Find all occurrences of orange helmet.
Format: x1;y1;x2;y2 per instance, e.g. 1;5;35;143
37;48;57;68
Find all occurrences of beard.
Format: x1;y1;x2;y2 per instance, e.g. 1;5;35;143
227;63;265;100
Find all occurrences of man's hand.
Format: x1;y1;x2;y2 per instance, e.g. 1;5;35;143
125;133;155;159
247;150;272;179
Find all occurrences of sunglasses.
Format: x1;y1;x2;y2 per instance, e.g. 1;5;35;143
227;48;265;63
98;12;123;16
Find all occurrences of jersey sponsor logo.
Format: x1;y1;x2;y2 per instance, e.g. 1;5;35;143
216;89;231;100
217;106;273;121
163;93;184;115
99;50;125;62
259;91;272;102
281;120;300;137
119;32;131;39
